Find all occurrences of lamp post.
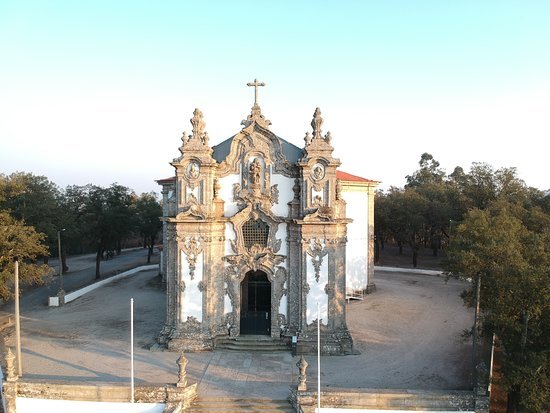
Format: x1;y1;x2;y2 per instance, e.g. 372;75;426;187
57;229;66;305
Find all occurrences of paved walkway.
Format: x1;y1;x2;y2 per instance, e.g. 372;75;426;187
3;267;473;400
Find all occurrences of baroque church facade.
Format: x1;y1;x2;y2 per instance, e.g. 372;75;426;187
157;82;377;354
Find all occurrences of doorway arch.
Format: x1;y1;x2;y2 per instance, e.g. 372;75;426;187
240;270;271;335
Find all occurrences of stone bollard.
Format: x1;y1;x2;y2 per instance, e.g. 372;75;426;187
4;348;18;413
176;352;188;388
296;354;308;391
5;347;17;382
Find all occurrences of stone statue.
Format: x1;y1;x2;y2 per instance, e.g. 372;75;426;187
250;159;261;185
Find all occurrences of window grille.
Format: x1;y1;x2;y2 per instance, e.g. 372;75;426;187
242;219;269;248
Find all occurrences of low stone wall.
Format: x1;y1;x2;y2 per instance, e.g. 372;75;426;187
48;264;159;306
289;388;483;412
3;379;196;413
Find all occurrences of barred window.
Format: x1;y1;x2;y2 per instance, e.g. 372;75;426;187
242;219;269;248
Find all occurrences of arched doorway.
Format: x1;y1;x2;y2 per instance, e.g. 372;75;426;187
240;270;271;335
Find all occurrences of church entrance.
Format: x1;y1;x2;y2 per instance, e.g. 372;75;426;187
240;270;271;335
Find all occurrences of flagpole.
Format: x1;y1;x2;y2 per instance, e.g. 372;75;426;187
317;301;321;412
130;298;134;403
14;259;22;377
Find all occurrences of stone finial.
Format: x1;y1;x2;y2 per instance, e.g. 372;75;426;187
5;347;17;382
293;179;301;199
190;108;206;141
304;132;312;146
213;178;221;199
311;107;323;139
241;105;272;129
296;354;308;391
177;352;188;387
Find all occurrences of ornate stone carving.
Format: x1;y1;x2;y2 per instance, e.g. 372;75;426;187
270;184;279;204
174;316;201;335
293;179;300;199
311;107;324;139
304;282;310;295
177;352;188;387
225;244;285;274
297;355;308;391
324;283;334;295
197;280;206;292
181;237;203;280
176;193;207;220
312;163;325;181
191;108;208;144
187;161;200;180
249;158;262;185
306;239;328;282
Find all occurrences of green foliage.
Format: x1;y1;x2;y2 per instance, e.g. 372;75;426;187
0;172;61;254
135;192;162;263
446;201;550;412
0;212;51;300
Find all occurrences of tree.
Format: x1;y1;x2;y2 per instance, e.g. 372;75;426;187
80;184;136;279
0;212;51;300
405;152;446;188
0;172;61;262
446;201;550;412
134;193;162;263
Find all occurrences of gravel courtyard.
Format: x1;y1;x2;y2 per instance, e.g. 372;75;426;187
2;268;474;398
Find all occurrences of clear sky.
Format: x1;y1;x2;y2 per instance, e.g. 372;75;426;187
1;1;549;195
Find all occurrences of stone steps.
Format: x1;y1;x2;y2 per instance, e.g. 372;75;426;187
215;336;290;352
187;396;294;412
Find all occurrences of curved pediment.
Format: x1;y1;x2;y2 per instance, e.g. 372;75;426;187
215;123;300;178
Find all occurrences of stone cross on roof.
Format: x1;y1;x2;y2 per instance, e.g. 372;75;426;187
246;78;265;106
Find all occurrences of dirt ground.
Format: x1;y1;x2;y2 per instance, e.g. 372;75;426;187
2;268;474;397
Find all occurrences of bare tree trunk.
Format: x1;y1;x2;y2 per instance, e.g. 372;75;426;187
95;249;102;279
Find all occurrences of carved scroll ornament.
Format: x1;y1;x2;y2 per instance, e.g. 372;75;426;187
181;237;203;280
306;238;328;283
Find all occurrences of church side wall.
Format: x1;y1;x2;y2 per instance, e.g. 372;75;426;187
343;187;370;291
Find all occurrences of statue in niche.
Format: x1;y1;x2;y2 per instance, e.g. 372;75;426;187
187;162;200;180
249;158;261;185
312;163;325;181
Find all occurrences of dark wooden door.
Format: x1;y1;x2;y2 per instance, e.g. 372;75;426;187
241;271;271;335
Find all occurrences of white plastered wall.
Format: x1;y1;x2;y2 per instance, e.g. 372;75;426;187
343;188;370;291
306;247;329;325
219;172;240;217
180;250;203;322
270;173;294;217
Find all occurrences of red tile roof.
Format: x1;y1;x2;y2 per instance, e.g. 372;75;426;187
336;171;379;183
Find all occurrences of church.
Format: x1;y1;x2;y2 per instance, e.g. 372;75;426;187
156;81;378;355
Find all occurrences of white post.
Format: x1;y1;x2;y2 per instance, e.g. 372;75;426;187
14;259;22;377
130;298;134;403
317;301;321;412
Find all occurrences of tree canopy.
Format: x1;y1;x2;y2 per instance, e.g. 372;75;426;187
0;211;51;300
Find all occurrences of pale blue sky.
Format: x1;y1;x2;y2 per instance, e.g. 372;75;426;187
1;1;549;194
